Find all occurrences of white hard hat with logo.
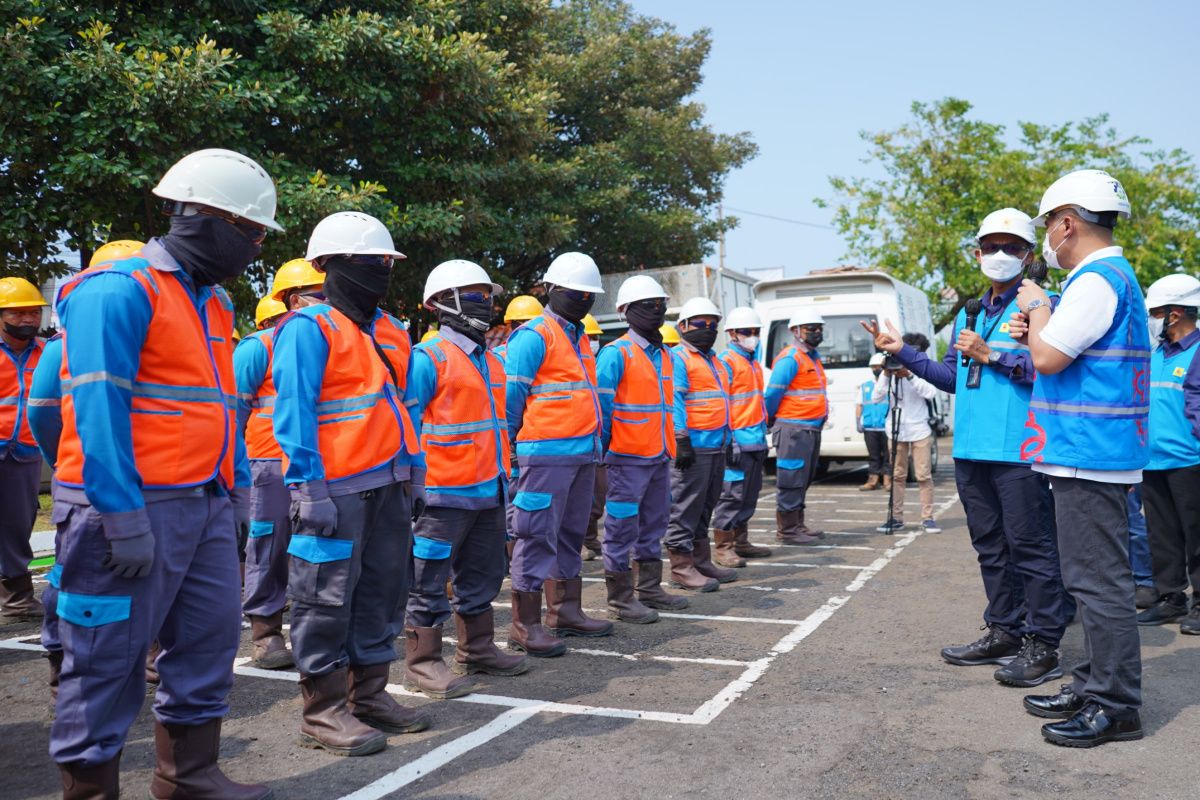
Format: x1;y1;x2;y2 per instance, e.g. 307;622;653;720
677;297;722;322
723;306;762;331
869;352;886;367
1032;169;1132;227
788;308;825;328
153;148;283;231
306;212;406;262
1145;274;1200;312
423;259;503;307
543;252;605;293
977;208;1036;245
616;274;668;309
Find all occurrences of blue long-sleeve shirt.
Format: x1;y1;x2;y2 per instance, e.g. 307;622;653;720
27;334;62;465
671;342;731;451
595;329;671;464
764;342;825;425
234;330;274;460
718;342;769;451
1161;328;1200;440
504;307;601;464
3;334;46;463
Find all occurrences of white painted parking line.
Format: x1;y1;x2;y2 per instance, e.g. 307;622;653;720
748;542;876;551
750;562;874;570
0;636;44;652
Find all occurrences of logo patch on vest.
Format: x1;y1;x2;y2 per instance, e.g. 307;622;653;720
1174;366;1187;378
999;322;1010;333
1020;411;1046;464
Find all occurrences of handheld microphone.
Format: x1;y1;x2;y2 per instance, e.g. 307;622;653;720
1026;259;1049;286
962;298;983;367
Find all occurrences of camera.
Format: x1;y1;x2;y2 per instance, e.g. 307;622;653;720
883;354;903;371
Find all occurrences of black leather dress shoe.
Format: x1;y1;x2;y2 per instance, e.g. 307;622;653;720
1042;702;1143;748
1023;684;1085;719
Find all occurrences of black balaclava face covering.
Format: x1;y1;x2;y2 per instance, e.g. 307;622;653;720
4;322;38;341
546;285;595;324
624;300;666;345
160;214;261;287
322;257;392;327
437;292;494;348
682;325;718;352
802;329;824;348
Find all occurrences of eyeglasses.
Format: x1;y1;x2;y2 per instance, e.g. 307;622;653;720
459;290;491;303
687;319;719;330
196;206;268;245
341;254;394;270
631;298;666;312
296;290;326;301
559;288;594;303
732;328;759;337
980;241;1031;257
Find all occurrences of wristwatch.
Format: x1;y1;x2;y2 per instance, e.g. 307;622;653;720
1024;298;1049;313
987;350;1002;367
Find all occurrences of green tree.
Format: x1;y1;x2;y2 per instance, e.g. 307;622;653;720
819;98;1200;328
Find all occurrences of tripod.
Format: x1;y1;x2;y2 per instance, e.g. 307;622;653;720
877;372;903;533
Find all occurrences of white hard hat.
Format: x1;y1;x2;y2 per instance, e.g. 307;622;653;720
543;252;605;293
677;297;722;322
788;308;825;328
1032;169;1132;227
305;212;406;262
977;208;1036;245
423;260;503;307
869;352;886;367
1145;274;1200;311
616;274;668;309
153;148;283;231
723;306;762;331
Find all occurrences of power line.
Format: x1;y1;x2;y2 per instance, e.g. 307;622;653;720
722;205;833;230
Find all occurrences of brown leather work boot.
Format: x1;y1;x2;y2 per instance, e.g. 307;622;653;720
693;537;737;583
634;559;690;610
668;549;719;592
545;577;614;637
859;474;880;491
299;669;388;756
733;525;771;558
451;608;527;676
61;754;121;800
604;570;658;624
882;474;892;490
712;529;746;568
403;626;473;699
1;573;43;620
249;612;294;670
347;662;431;734
776;510;820;544
150;719;272;800
508;589;566;657
582;520;602;561
146;640;161;686
796;509;826;539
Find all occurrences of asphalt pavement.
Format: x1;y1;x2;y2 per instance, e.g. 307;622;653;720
4;448;1199;799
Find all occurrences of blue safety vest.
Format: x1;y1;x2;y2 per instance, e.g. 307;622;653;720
953;294;1034;464
1024;257;1150;471
1147;337;1200;470
859;379;888;430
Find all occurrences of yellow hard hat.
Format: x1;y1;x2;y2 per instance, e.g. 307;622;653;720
583;314;602;336
504;294;543;323
660;323;680;345
270;258;325;302
89;240;144;269
420;328;440;343
0;277;48;309
255;296;287;329
232;328;242;342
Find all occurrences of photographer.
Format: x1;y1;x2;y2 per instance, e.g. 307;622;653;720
873;343;938;533
855;353;891;491
864;209;1070;690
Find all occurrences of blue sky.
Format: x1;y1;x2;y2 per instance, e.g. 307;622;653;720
632;0;1200;277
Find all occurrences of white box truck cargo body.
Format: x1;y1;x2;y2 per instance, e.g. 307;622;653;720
754;269;946;469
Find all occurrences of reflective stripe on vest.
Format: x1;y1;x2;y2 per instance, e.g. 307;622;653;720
720;348;765;432
1147;339;1200;469
244;329;282;460
56;256;236;489
516;315;600;443
679;347;731;431
418;338;510;490
608;335;676;458
0;338;42;447
1025;257;1150;470
775;345;828;420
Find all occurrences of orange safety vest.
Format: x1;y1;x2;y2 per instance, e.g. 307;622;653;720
516;315;600;443
677;346;731;431
1;338;42;448
417;337;510;490
57;257;237;490
721;349;766;431
243;330;282;461
287;306;419;483
775;345;828;420
607;335;676;459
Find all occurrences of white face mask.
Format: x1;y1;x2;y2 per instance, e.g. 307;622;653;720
1042;219;1068;270
590;339;600;356
738;335;759;353
980;251;1024;282
1148;316;1165;342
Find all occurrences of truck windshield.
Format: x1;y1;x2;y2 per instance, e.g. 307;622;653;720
766;314;878;369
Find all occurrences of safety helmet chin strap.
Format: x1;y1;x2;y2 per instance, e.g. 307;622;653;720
432;288;490;332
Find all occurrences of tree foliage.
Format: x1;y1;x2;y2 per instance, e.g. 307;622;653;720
0;0;754;325
819;98;1200;328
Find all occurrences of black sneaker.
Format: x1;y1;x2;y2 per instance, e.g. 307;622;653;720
875;519;905;533
1134;585;1158;609
994;636;1063;687
1181;604;1200;636
1136;592;1188;626
940;626;1022;666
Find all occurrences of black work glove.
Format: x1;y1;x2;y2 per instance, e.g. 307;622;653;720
725;441;742;468
675;435;696;471
105;533;155;579
410;483;427;522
